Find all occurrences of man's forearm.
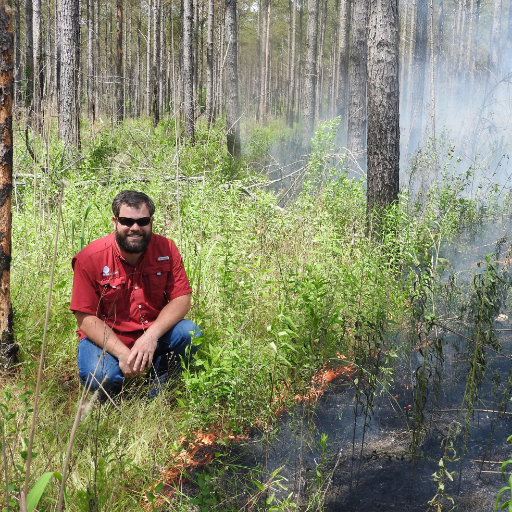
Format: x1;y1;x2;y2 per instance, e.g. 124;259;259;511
127;294;192;371
74;311;131;360
141;294;191;343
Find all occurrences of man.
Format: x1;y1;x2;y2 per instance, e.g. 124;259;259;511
70;190;201;396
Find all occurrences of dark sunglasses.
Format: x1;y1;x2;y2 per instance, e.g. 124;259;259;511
116;216;152;227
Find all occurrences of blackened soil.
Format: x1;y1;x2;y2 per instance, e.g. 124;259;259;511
209;335;512;511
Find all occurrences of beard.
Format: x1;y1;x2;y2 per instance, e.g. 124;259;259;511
115;228;152;254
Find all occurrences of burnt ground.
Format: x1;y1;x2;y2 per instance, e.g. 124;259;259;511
199;334;512;511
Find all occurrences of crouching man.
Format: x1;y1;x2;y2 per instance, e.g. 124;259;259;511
70;190;201;397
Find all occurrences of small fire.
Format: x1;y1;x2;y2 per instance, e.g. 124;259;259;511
145;353;355;508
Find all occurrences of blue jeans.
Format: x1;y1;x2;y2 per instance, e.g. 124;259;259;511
77;319;202;394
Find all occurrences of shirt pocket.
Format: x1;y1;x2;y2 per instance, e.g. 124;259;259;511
97;275;129;320
143;264;169;308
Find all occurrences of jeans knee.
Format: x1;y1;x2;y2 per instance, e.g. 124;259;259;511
79;366;124;392
177;319;203;341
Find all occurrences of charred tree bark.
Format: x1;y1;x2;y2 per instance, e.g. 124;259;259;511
115;0;123;123
302;0;319;147
206;0;214;127
225;0;240;156
367;0;399;215
0;0;16;369
183;0;195;142
347;0;368;169
58;0;80;147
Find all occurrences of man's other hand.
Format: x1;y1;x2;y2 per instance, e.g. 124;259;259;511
118;355;144;379
127;333;157;372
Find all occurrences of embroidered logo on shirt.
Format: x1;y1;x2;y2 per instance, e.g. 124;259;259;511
102;266;119;277
157;256;169;261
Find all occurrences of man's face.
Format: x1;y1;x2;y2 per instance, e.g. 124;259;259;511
112;203;153;254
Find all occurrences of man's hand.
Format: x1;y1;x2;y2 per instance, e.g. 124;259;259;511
118;353;144;379
127;333;158;372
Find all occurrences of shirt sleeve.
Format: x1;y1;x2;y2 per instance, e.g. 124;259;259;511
167;241;193;300
70;257;101;315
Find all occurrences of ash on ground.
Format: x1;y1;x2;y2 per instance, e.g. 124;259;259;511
204;334;512;511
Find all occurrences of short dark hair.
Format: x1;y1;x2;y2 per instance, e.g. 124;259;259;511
112;190;155;218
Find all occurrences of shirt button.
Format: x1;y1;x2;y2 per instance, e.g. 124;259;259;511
138;305;142;308
134;286;138;290
145;320;149;324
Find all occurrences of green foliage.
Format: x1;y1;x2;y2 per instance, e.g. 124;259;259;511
7;115;512;510
495;435;512;512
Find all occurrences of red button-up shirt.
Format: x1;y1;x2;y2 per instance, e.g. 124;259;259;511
70;232;192;347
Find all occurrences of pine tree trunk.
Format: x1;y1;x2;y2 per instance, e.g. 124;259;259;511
336;0;349;119
146;0;152;116
490;0;502;77
94;0;100;115
302;0;319;146
193;0;198;105
87;0;95;126
127;7;132;117
347;0;368;168
409;0;427;148
456;0;467;79
429;0;435;141
44;0;52;109
436;0;444;86
367;0;399;214
315;0;327;120
32;0;41;128
115;0;123;123
135;9;141;118
258;0;269;122
287;0;297;126
59;0;80;146
13;0;19;106
54;0;60;109
225;0;240;156
183;0;195;141
152;0;160;126
403;0;416;118
25;0;33;108
159;4;164;114
0;0;17;369
206;0;214;126
508;0;512;55
295;2;303;119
